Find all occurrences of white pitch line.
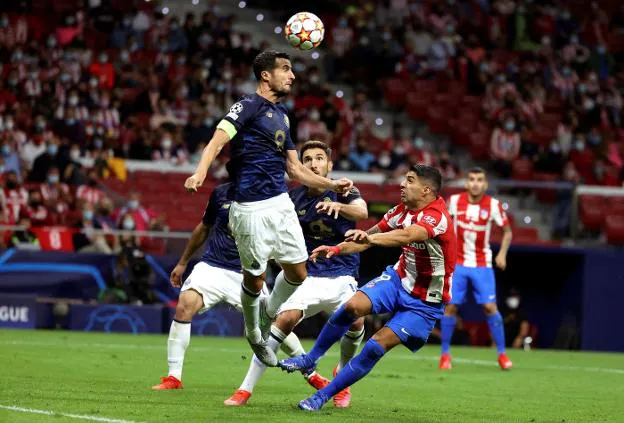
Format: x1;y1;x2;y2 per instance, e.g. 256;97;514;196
0;405;140;423
2;339;624;375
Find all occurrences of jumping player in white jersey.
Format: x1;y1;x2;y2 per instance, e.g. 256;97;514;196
184;51;353;367
151;181;305;390
439;167;513;370
224;141;367;407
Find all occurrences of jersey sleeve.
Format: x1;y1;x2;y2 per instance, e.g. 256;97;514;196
377;204;404;232
491;198;510;228
201;188;220;227
217;97;259;139
284;124;296;151
342;186;362;204
415;209;448;238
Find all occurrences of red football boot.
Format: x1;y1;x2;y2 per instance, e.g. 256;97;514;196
151;376;183;390
332;366;351;408
498;353;513;370
439;353;452;370
224;389;252;406
306;371;330;390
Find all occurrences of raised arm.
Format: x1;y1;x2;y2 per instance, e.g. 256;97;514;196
184;128;230;192
286;150;353;195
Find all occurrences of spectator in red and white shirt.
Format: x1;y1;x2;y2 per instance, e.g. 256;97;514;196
76;169;107;206
40;167;72;220
490;119;521;178
1;170;28;223
113;191;160;232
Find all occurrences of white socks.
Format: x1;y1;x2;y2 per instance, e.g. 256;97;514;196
241;284;261;343
239;326;303;393
338;327;365;371
267;271;302;318
167;319;191;380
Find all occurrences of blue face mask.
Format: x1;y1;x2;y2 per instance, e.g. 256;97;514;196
122;219;135;230
505;122;516;131
83;210;94;221
47;174;59;184
127;200;139;210
47;145;58;155
1;145;10;155
578;84;587;93
66;118;76;126
562;67;571;77
285;100;294;110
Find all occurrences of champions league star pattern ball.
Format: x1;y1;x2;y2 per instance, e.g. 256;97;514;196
284;12;324;51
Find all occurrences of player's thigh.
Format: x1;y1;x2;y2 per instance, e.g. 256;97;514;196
314;275;358;318
358;266;402;315
273;204;308;270
276;276;323;320
219;268;268;312
471;267;497;304
370;326;403;352
181;262;228;314
449;265;470;305
229;205;274;276
385;302;443;352
176;289;204;320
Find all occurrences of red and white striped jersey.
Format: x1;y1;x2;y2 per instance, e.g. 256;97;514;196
447;192;509;268
76;185;106;206
2;187;28;222
377;198;457;304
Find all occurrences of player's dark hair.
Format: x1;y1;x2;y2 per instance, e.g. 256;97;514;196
468;166;487;177
409;164;442;195
300;140;332;161
253;50;291;81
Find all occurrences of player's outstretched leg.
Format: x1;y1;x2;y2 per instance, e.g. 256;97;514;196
241;272;278;367
439;305;458;370
333;318;365;408
279;292;371;373
152;290;203;390
484;302;512;370
225;326;309;406
298;329;394;411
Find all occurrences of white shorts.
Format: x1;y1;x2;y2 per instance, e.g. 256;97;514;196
181;262;268;313
277;275;358;320
228;193;308;276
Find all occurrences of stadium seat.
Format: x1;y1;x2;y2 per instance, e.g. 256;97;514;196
469;132;490;160
605;214;624;245
406;92;429;120
511;159;534;181
383;78;408;107
578;196;606;232
533;172;560;203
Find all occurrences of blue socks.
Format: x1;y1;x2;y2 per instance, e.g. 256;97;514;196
307;304;355;363
440;315;456;354
486;312;506;354
316;338;386;402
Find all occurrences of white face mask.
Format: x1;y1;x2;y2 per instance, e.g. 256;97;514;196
162;138;172;149
506;296;520;309
378;154;391;167
70;149;81;161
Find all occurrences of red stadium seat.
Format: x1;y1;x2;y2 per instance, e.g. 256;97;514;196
406;92;429;120
579;195;606;231
513;227;540;244
469;132;490;160
534;172;560;203
605;214;624;245
383;78;408;107
511;159;534;181
426;106;450;134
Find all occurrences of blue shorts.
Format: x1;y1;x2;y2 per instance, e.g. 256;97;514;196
450;265;497;305
359;266;444;352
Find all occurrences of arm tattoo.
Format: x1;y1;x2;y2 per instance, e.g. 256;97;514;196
366;225;381;235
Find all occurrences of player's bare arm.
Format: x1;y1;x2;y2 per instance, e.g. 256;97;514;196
495;225;512;270
315;198;368;221
366;224;430;248
170;222;211;288
286;150;353;195
366;224;381;235
184;129;230;192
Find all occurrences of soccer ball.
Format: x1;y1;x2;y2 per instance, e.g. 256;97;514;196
285;12;324;51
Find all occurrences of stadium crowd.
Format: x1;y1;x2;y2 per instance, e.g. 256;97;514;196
0;0;623;250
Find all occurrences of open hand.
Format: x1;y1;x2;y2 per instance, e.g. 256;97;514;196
316;201;342;219
332;178;353;196
310;245;338;262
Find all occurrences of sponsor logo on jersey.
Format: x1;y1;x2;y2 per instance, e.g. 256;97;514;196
297;210;307;216
222;203;231;209
422;215;437;226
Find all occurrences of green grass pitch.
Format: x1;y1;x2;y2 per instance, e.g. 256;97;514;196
1;330;623;422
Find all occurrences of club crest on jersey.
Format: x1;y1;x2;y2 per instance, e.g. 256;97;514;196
422;215;437;226
480;209;489;220
266;111;273;118
284;115;290;128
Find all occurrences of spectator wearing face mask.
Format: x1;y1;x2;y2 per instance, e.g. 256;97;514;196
55;106;87;145
490;119;521;178
1;170;28;223
588;44;615;81
535;141;565;175
152;131;188;165
72;201;112;254
1;114;27;148
114;192;162;232
92;93;120;139
40;167;72;220
0;141;21;177
552;64;578;100
348;141;376;172
30;140;66;183
114;213;141;252
568;135;595;182
26;189;55;226
89;52;115;90
296;108;329;143
502;289;531;349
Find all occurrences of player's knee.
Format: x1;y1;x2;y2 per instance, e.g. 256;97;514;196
175;301;196;321
242;273;264;292
344;297;365;319
349;317;365;332
283;263;307;284
483;302;498;315
275;310;301;333
444;304;458;316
